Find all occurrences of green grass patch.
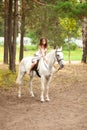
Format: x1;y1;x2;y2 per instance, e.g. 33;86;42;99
0;69;17;88
0;46;4;62
0;45;83;62
63;48;82;61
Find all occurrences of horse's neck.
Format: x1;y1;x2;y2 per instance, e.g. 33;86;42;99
46;50;55;68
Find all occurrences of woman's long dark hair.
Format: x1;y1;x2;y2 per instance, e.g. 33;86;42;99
39;38;48;48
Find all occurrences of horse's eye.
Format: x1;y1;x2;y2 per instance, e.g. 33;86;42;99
57;54;59;57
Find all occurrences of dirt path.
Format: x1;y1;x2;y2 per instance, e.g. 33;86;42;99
0;64;87;130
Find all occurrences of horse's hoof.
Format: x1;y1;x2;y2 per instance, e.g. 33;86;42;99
18;94;21;98
45;98;50;102
30;92;34;97
41;99;45;103
30;94;35;97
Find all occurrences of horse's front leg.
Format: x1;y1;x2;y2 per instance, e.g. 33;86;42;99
29;73;34;97
45;76;52;101
41;76;45;102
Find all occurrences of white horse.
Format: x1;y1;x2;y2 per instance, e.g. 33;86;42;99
16;48;64;102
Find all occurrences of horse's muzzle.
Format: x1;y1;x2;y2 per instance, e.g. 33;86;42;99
58;64;64;71
60;64;64;69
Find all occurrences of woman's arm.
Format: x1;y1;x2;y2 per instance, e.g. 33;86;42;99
39;45;47;56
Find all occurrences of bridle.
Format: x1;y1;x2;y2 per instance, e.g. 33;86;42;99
55;50;63;64
55;50;64;71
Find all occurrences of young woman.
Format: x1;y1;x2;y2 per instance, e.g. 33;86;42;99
28;38;48;74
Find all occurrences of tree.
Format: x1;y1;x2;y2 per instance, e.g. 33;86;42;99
4;0;9;64
60;18;81;63
7;0;13;70
5;0;18;72
2;0;87;69
81;0;87;63
55;0;87;63
12;0;18;71
0;1;4;36
25;1;64;47
19;0;25;61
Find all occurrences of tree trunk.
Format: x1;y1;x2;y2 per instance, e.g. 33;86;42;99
19;0;25;61
12;0;18;71
4;0;9;64
19;31;24;61
8;0;13;70
81;17;87;63
7;0;18;72
81;0;87;63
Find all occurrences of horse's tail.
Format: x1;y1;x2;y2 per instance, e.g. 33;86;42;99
16;68;22;85
16;75;20;85
16;62;24;85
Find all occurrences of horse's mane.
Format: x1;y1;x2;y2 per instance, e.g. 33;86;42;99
46;50;55;58
47;49;54;55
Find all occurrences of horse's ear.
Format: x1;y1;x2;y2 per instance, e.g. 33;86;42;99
54;46;59;49
60;46;62;51
54;45;57;49
57;46;62;51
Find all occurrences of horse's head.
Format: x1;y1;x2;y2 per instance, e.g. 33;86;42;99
55;47;64;70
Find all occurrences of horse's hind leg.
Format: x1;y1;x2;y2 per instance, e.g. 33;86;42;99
16;71;25;98
29;74;34;97
18;84;22;98
40;76;45;102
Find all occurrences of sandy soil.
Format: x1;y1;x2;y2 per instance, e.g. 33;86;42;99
0;63;87;130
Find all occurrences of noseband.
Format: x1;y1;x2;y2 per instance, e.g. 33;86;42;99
55;50;63;63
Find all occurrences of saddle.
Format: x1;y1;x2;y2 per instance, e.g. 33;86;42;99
31;60;41;77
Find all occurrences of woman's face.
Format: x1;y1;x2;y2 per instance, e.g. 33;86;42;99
42;39;46;45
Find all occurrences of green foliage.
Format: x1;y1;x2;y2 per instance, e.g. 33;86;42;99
74;3;87;19
0;1;4;36
0;0;85;64
25;2;64;46
55;2;74;18
55;1;87;19
24;45;38;51
0;69;17;88
59;17;81;39
63;43;77;51
0;0;85;47
25;31;37;44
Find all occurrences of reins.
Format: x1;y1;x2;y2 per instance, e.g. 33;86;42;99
42;50;63;74
53;66;62;74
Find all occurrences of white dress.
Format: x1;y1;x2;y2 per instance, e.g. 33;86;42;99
32;48;47;62
35;48;46;56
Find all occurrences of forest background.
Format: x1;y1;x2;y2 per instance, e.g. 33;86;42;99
0;0;87;72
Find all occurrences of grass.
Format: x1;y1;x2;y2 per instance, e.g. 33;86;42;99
0;63;29;89
0;45;83;62
0;46;4;62
63;48;82;61
0;69;17;88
